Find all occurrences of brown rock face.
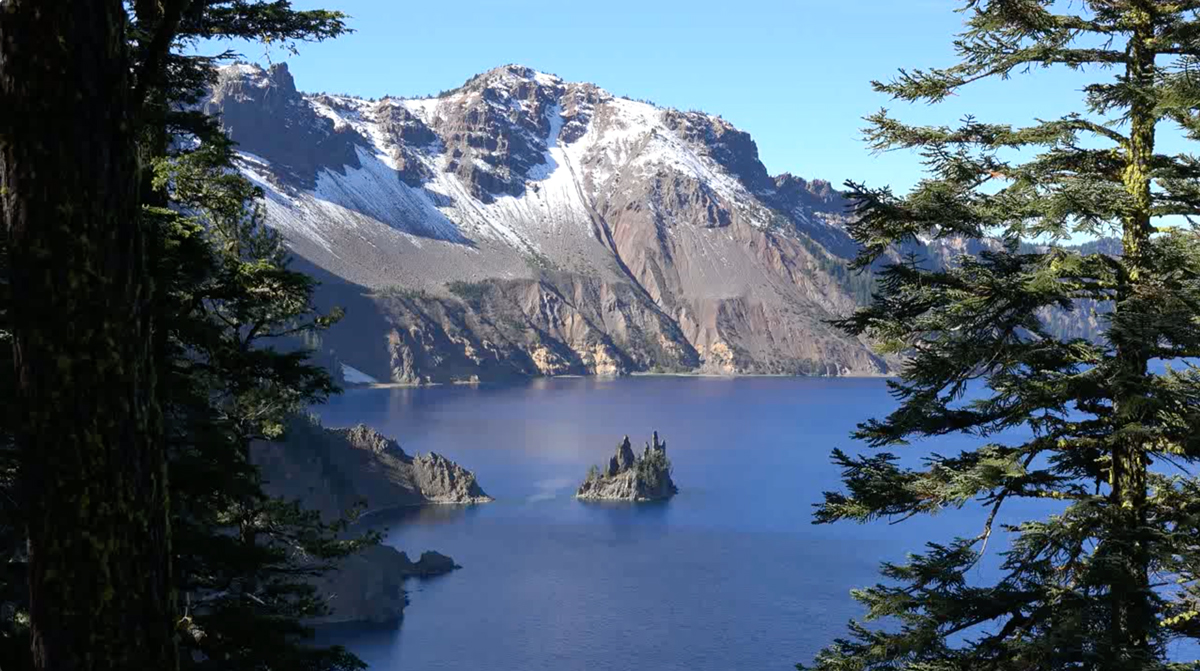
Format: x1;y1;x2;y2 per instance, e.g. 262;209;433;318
206;63;367;189
430;65;564;201
374;277;700;385
374;103;438;186
206;63;907;383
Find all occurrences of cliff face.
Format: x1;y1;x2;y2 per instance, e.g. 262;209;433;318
252;417;488;627
202;63;1109;384
308;547;461;627
203;63;894;383
577;433;678;502
376;277;700;384
253;417;492;520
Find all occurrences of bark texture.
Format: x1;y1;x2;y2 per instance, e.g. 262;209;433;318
0;1;176;669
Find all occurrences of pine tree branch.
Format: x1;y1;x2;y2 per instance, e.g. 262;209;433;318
1159;1;1200;12
877;46;1129;103
134;0;193;117
965;1;1119;35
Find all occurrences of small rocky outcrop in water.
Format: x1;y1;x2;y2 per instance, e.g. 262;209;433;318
308;546;463;626
576;432;678;502
253;418;492;520
409;550;461;577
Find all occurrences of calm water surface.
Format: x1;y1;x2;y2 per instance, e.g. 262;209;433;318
313;376;1032;671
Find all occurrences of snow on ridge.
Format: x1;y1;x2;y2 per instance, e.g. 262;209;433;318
312;146;464;243
533;70;562;87
479;64;562;88
237;153;337;254
402;97;441;122
215;62;281;91
525;103;565;180
234;63;789;260
341;364;378;385
471;100;596;241
309;94;376;135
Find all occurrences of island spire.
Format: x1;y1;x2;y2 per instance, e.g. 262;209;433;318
577;432;678;502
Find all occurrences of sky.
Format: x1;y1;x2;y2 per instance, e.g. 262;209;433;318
213;0;1175;194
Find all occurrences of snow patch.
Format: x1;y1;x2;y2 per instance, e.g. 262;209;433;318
237;66;797;282
533;71;561;87
399;97;442;127
312;146;464;242
341;364;379;385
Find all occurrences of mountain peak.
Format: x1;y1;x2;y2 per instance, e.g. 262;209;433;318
476;64;562;87
454;64;565;98
201;61;899;382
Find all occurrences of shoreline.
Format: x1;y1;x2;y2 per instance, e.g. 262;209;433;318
351;369;896;391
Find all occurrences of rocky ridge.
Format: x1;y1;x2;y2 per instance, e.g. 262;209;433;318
576;433;678;502
205;63;894;383
207;63;1100;384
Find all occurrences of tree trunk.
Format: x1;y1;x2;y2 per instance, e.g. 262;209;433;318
0;1;177;669
1109;1;1156;665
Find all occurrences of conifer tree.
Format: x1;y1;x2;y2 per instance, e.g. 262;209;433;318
135;4;370;667
132;4;365;669
804;2;1200;670
2;2;178;668
2;2;357;669
155;134;369;671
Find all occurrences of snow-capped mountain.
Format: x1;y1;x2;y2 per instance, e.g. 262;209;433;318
205;62;889;383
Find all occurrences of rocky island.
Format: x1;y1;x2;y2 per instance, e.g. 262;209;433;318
576;432;678;502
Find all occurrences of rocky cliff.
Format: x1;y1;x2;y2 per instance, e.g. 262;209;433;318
577;433;678;502
253;417;492;520
203;63;896;383
308;547;460;627
253;417;489;626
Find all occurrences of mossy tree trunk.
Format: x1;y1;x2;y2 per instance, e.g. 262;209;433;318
1109;2;1155;658
0;1;176;669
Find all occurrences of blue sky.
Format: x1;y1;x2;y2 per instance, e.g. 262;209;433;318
219;0;1155;193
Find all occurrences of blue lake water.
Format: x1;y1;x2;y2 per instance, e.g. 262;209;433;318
312;376;1045;670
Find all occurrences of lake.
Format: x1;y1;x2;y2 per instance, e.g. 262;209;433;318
312;376;1035;670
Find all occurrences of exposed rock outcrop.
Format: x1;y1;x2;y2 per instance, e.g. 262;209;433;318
253;417;492;521
409;550;460;577
412;453;493;504
375;277;699;385
205;63;367;190
308;546;462;627
254;417;484;628
309;544;412;627
576;433;678;502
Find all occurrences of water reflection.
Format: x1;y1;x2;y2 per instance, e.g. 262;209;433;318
358;503;481;531
581;498;673;544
